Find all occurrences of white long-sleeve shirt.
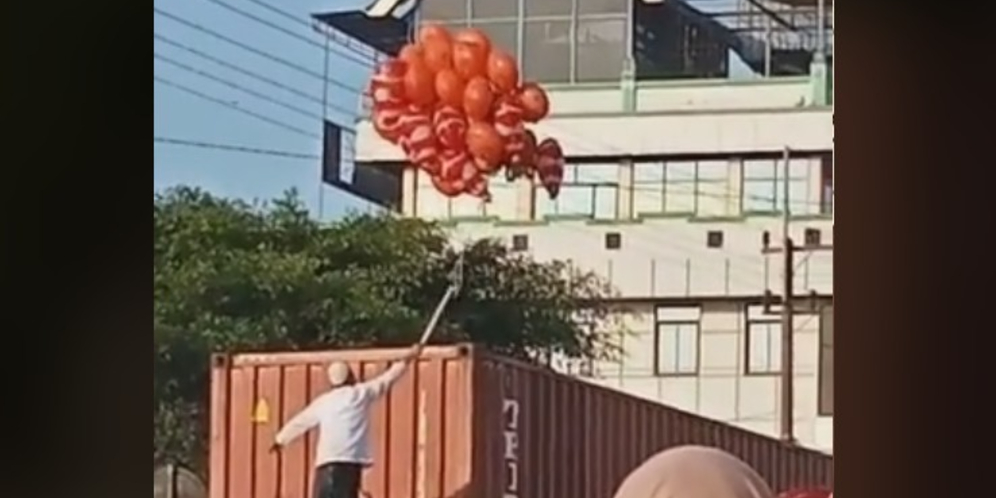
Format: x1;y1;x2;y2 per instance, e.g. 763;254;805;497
274;361;409;466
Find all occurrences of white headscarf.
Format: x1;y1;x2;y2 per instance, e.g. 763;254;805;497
326;361;351;386
613;446;775;498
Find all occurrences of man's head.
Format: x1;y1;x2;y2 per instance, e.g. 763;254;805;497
327;361;355;387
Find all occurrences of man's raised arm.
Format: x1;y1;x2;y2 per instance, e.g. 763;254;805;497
358;345;421;400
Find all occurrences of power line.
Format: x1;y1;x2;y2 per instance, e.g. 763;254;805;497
153;7;361;96
153;33;352;117
239;0;376;61
154;137;320;159
154;75;320;139
155;52;325;122
200;0;374;68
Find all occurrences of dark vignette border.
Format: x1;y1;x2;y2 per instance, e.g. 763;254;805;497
3;0;147;496
2;0;986;497
837;1;988;497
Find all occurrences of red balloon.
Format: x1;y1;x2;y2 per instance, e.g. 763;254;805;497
431;174;464;197
369;59;407;108
422;38;453;74
418;23;452;46
518;82;550;122
453;28;491;55
398;108;438;167
397;44;423;65
536;137;564;199
404;59;436;108
463;76;495;122
452;41;488;80
438;147;474;182
506;128;538;180
487;50;519;95
434;68;465;109
433;105;468;152
464;173;491;201
372;106;405;144
778;489;831;498
493;94;525;145
465;121;505;174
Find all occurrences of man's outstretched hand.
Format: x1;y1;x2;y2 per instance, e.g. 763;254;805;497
268;442;281;454
405;344;423;361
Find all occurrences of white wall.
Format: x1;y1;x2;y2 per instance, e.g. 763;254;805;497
449;217;833;297
569;300;833;453
356;107;832;161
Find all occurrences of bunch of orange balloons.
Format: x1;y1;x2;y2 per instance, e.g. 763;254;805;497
367;24;565;201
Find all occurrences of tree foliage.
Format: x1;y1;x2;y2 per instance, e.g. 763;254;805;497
153;186;621;471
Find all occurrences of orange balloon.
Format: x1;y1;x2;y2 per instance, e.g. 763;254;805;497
397;43;423;65
418;23;452;46
465;121;505;173
453;28;492;55
518;82;550;122
463;76;495;122
435;69;465;109
404;59;436;108
487;50;519;94
422;38;453;74
452;42;488;80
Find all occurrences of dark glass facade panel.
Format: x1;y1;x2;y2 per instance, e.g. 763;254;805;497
575;17;626;82
524;2;572;17
470;20;519;55
522;19;572;83
470;0;518;19
576;0;627;16
421;0;468;21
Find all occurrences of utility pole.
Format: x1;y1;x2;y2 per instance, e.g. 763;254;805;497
778;147;795;445
761;148;833;445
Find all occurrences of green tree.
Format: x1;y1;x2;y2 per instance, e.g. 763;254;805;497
153;186;622;471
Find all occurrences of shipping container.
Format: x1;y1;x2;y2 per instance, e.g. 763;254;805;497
210;344;832;498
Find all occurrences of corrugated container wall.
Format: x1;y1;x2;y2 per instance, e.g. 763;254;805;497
210;345;832;498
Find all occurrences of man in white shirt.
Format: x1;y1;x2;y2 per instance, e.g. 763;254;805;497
271;345;422;498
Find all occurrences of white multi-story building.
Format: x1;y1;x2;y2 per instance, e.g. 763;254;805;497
318;0;833;452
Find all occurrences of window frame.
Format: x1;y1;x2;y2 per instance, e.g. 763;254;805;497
818;303;834;416
653;306;702;377
744;305;782;376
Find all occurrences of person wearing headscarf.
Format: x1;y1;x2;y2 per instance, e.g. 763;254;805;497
270;344;422;498
612;445;776;498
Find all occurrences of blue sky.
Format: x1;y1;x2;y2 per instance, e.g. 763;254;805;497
154;0;376;220
153;0;761;221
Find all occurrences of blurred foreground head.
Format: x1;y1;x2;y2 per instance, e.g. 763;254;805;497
612;446;774;498
327;361;355;387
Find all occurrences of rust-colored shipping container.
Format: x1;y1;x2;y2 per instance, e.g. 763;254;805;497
210;344;832;498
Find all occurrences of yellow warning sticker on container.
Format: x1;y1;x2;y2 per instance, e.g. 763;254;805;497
251;399;270;424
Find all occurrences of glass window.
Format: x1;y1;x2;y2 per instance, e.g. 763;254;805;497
821;153;833;215
695;160;730;217
746;320;782;374
576;163;617;183
577;0;628;16
484;181;518;219
655;311;700;376
470;20;519;55
742;159;778;212
421;0;468;21
663;161;696;214
524;2;572;17
633;162;664;215
819;304;833;415
522;19;572;83
470;0;518;19
575;18;627;82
